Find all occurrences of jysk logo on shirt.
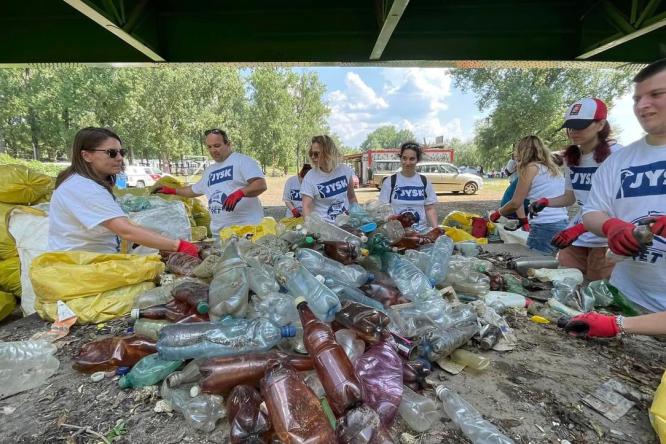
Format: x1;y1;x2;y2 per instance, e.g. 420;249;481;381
290;189;302;201
316;175;348;198
327;201;346;219
616;161;666;199
208;166;234;187
627;213;666;265
569;166;597;191
393;186;425;202
208;190;228;214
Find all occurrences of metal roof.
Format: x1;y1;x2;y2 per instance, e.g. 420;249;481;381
1;0;665;68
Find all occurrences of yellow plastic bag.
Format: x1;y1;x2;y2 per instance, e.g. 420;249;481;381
191;226;208;241
279;216;305;232
0;290;16;322
651;369;666;443
219;218;278;243
0;257;21;297
0;203;18;260
37;282;154;324
31;251;164;304
192;198;211;236
151;176;184;192
0;165;53;205
113;187;149;198
444;227;488;244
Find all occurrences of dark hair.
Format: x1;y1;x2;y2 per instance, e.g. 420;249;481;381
299;163;312;178
633;58;666;83
56;127;122;195
398;142;422;161
205;128;230;144
563;120;614;167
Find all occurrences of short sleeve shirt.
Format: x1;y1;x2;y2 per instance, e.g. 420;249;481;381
282;175;303;218
378;172;437;231
300;164;354;223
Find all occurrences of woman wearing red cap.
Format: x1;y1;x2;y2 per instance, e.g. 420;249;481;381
529;98;622;279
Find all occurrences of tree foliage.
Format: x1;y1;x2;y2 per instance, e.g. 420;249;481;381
0;67;330;172
359;125;415;152
453;68;633;168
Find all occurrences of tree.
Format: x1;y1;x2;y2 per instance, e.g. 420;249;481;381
444;138;481;167
453;69;633;168
359;125;415;152
293;70;330;169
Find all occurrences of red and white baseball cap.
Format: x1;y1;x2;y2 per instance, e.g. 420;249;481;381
559;98;608;130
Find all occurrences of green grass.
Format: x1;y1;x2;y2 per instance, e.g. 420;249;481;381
482;178;510;193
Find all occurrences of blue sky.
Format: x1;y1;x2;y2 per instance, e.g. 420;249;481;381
305;67;644;149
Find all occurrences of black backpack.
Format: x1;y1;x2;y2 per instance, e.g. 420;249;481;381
388;173;428;203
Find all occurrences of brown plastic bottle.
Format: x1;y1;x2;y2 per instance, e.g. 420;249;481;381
318;241;365;265
173;282;210;314
198;351;314;396
296;297;364;417
360;278;409;308
261;361;336;444
339;224;366;238
72;335;157;373
336;404;394;444
389;211;416;228
402;359;432;392
227;385;272;444
334;300;390;344
132;300;209;323
391;228;443;249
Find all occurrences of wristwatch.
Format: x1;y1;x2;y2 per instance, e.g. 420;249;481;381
616;315;628;337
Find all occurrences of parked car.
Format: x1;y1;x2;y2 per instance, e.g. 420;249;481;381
125;166;171;188
373;161;483;195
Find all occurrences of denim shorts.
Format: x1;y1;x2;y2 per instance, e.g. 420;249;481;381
527;220;569;255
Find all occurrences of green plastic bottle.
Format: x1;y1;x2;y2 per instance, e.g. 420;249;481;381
118;354;183;389
366;234;394;255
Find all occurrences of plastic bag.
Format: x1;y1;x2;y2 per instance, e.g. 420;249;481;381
167;253;202;277
279;216;305;232
581;279;614;307
127;199;192;255
191;226;208;241
0;165;53;205
192;198;212;237
219;218;278;243
651;369;666;443
0;290;16;322
444;227;488;244
442;211;495;237
0;341;59;400
0;203;18;260
0;257;21;296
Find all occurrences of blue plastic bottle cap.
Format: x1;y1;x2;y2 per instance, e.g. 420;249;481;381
367;274;375;283
361;222;378;233
429;279;436;287
281;325;297;338
126;327;134;334
117;366;131;375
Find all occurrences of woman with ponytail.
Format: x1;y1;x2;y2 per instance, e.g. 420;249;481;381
529;99;623;279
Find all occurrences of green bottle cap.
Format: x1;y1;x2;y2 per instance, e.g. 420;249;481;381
197;301;209;314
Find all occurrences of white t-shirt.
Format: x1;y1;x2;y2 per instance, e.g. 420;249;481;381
192;153;265;232
378;172;437;232
282;175;303;218
505;159;518;180
584;137;666;312
564;144;623;247
527;164;568;224
48;174;127;253
300;164;354;223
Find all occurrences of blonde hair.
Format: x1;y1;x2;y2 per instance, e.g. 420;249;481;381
310;135;341;172
514;135;561;179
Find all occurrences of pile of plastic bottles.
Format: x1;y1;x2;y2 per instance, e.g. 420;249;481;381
70;200;519;442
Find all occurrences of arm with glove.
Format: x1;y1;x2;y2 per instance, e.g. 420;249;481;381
565;311;666;338
491;165;539;231
223;177;267;212
152;185;202;199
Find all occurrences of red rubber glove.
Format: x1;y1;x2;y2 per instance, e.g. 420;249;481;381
551;223;587;249
291;208;301;218
489;211;501;223
223;189;244;212
602;218;643;256
520;217;530;232
528;198;549;219
152;186;177;195
176;239;200;258
646;215;666;237
564;313;619;338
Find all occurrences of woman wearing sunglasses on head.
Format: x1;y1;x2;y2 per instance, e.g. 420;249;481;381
301;135;358;223
48;127;200;257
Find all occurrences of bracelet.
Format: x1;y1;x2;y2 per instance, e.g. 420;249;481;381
616;315;628;336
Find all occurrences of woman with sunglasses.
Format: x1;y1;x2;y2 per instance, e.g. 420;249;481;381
48;127;199;257
301;135;358;223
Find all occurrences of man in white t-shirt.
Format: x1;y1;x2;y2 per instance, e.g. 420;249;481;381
582;59;666;313
153;129;267;234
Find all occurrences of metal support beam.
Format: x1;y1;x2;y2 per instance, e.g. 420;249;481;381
369;0;410;60
123;0;152;34
636;0;661;27
63;0;164;61
602;1;635;35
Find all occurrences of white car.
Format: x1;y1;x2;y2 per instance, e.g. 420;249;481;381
125;166;171;188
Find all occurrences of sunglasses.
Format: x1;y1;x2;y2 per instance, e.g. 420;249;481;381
309;150;321;158
204;128;225;136
92;148;127;159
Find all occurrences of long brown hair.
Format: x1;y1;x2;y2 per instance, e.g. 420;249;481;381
56;127;122;195
514;135;561;179
563;120;615;167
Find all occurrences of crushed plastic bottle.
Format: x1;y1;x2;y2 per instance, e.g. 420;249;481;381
131;299;210;324
436;385;516;444
173;281;210;314
0;341;60;400
360;272;410;308
132;283;176;309
425;235;455;285
156;319;296;361
274;254;341;322
334;300;390;344
73;335;157;373
363;199;393;222
133;319;172;341
335;329;366;364
260;361;336;444
246;257;281;297
385;253;435;301
305;213;367;248
227;385;272;443
527;267;584;284
404;249;429;272
483;291;528;310
209;240;250;320
246;292;299;326
319;240;368;265
375;220;405;244
581;279;614;307
455;241;481;257
388;299;476;338
297;297;365;417
402;359;432;392
353;341;403;425
358;254;383;272
336;404;394;444
167;252;203;277
419;318;479;361
296;248;372;287
160;379;226;432
324;275;386;313
551;278;593;312
365;234;396;256
166;359;203;388
398;386;439;432
118;353;183;389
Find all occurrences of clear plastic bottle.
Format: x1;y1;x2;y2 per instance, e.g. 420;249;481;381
133;319;173;341
455;241;481;257
483;291;527;309
274;255;341;322
387;299;454;338
246;257;281;297
404;249;429;272
227;385;272;443
296;248;372;287
0;341;60;399
209;241;250;320
334;329;366;364
166;359;203;388
363;200;393;222
280;225;308;244
324;275;386;313
118;353;183;389
156;318;297;361
397;386;439;432
160;379;226;433
450;349;490;371
527;267;584;284
132;284;175;309
306;213;368;247
348;202;377;227
358;254;383;272
374;220;405;244
425;235;455;285
336;404;394;444
385;253;435;301
419;319;479;361
246;292;299;326
334;300;390;344
435;385;516;444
